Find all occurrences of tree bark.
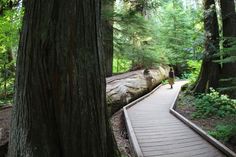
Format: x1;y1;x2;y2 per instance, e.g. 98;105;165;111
219;0;236;98
194;0;220;93
8;0;119;157
102;0;114;77
220;0;236;37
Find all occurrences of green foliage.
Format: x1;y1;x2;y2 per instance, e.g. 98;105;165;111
113;7;169;69
0;0;10;9
0;6;23;105
125;0;160;13
155;1;204;66
161;79;168;85
193;88;236;118
181;60;201;84
113;0;204;72
113;57;132;73
209;124;236;142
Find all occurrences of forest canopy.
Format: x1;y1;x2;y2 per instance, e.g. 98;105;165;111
113;0;204;74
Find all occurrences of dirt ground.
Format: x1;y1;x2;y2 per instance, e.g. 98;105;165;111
0;107;11;146
0;106;11;157
111;110;135;157
176;92;236;153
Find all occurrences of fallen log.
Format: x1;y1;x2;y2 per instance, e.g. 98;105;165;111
106;66;169;115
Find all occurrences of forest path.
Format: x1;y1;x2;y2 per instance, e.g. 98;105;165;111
126;81;225;157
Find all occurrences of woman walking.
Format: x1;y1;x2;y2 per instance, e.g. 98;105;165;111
168;68;175;89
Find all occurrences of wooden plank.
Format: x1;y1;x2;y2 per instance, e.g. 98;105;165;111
144;148;223;157
131;121;181;125
141;140;207;151
135;130;197;138
143;143;224;157
134;128;192;133
133;124;188;130
138;135;200;143
140;138;203;147
192;152;226;157
143;144;213;156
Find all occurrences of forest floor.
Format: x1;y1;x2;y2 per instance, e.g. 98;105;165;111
111;110;134;157
176;92;236;153
0;106;11;157
0;106;11;146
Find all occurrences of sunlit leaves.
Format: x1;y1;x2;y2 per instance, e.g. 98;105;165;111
113;0;204;72
154;1;204;66
0;6;23;104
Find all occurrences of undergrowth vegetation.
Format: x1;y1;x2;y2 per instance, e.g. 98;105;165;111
192;88;236;147
193;88;236;118
181;60;201;84
209;123;236;143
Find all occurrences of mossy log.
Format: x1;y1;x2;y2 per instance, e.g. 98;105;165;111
106;66;169;115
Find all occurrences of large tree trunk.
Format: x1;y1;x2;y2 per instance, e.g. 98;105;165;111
102;0;114;77
219;0;236;98
194;0;220;93
8;0;119;157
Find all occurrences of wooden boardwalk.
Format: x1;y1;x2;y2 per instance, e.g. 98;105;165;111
127;81;225;157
